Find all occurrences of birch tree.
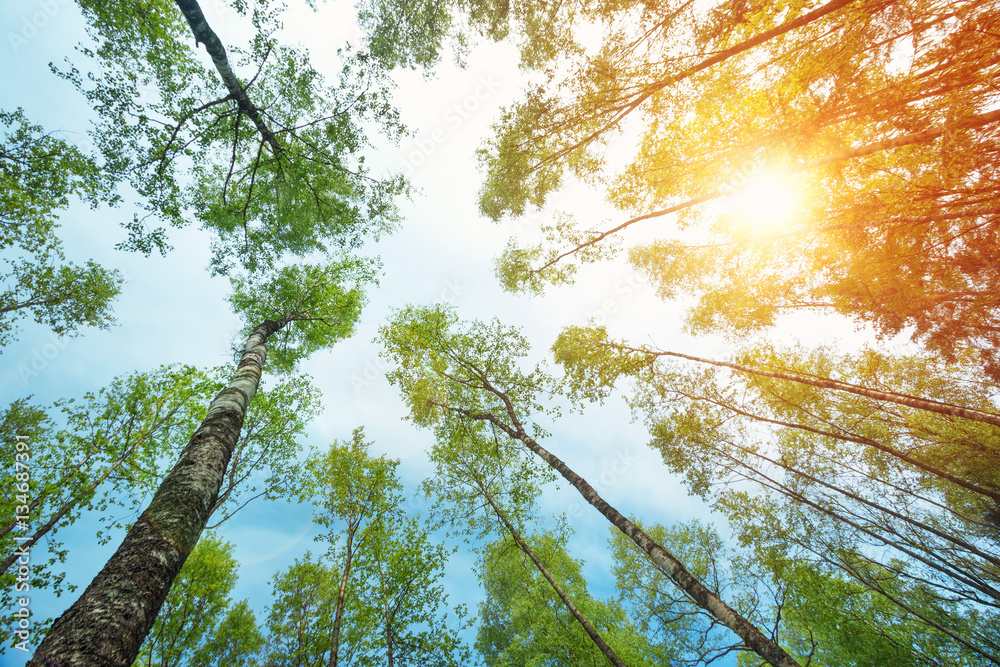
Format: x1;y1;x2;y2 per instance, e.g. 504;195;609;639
553;325;1000;662
379;304;803;667
27;256;373;666
478;528;657;667
61;0;449;270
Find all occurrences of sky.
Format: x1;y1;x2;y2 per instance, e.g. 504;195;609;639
0;0;882;664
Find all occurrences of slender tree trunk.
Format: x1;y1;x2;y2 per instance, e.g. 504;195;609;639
28;318;285;667
378;570;394;667
477;480;630;667
329;525;357;667
683;389;1000;501
700;435;1000;604
643;345;1000;428
445;401;802;667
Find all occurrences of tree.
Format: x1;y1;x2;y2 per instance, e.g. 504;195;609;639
354;515;470;667
61;0;450;271
292;429;470;667
0;108;123;346
552;325;1000;662
608;518;993;667
191;599;265;667
0;365;212;630
421;421;629;667
0;364;319;645
478;528;656;667
264;554;337;667
27;256;373;666
301;428;401;667
379;304;804;667
471;0;1000;379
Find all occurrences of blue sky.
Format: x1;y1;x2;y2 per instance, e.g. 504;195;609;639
0;0;879;664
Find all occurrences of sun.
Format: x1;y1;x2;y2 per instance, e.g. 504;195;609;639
730;173;799;229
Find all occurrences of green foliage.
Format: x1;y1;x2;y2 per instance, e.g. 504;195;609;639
270;431;470;666
191;600;265;667
228;256;377;373
133;534;243;667
610;520;755;666
0;108;123;346
552;324;1000;661
63;0;411;272
1;259;123;347
0;364;319;647
471;0;1000;380
264;554;337;666
354;515;472;666
356;0;457;70
209;370;324;525
478;529;656;667
301;427;402;544
379;304;550;432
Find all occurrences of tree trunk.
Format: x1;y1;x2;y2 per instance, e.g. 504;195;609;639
173;0;282;156
28;318;285;667
645;345;1000;428
447;402;802;667
329;525;357;667
477;481;630;667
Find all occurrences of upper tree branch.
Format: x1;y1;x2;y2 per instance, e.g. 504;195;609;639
173;0;283;157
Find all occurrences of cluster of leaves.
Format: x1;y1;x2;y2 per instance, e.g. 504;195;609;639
0;108;123;347
479;0;1000;379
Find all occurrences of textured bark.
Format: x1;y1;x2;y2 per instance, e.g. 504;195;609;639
172;0;283;156
445;400;801;667
28;319;284;667
477;481;629;667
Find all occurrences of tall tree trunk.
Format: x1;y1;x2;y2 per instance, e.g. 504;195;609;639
378;567;394;667
446;401;802;667
477;480;630;667
28;318;286;667
640;345;1000;428
329;525;357;667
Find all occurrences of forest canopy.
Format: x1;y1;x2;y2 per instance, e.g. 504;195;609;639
1;0;998;666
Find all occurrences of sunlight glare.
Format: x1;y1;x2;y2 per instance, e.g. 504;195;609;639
731;174;798;229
